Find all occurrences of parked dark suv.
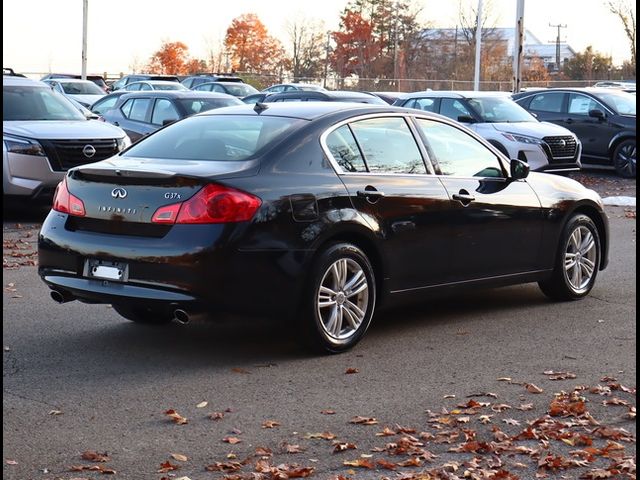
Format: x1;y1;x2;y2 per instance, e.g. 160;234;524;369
109;74;181;92
181;74;244;89
513;88;636;177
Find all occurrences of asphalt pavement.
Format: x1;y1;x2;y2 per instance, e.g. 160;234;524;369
3;175;636;480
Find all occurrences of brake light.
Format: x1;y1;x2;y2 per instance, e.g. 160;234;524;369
52;178;86;216
151;184;262;224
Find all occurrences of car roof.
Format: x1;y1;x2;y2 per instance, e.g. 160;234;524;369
3;76;48;87
117;90;236;100
401;90;513;99
128;80;183;85
514;87;634;98
44;78;99;84
42;73;105;80
196;100;416;121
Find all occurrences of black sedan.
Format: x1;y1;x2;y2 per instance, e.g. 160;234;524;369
101;90;242;142
38;103;609;353
513;88;636;177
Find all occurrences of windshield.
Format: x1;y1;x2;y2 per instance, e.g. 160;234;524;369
596;91;636;115
222;84;259;96
153;83;187;91
3;85;86;121
122;114;304;161
60;81;105;95
468;96;537;122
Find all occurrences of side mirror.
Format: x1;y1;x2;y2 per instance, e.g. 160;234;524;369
457;115;475;123
510;158;530;180
588;109;605;120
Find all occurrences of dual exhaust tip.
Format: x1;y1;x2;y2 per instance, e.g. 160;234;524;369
50;290;190;324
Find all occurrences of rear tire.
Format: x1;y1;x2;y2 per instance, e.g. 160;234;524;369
299;243;376;353
538;214;600;301
112;305;172;325
613;139;636;178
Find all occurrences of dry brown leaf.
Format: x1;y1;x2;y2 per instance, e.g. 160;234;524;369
345;367;359;374
262;420;280;429
502;418;521;426
81;451;110;462
343;459;374;469
208;411;224;420
283;443;305;454
222;436;243;444
205;461;243;472
349;415;378;425
305;431;337;440
164;409;188;425
320;409;336;415
376;426;396;437
376;459;397;470
196;401;208;408
5;460;18;465
157;461;179;473
170;453;188;462
48;410;63;415
525;383;544;394
333;442;357;453
231;367;251;374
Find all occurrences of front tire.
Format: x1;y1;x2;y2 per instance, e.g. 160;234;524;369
613;139;636;178
300;243;376;353
538;214;600;301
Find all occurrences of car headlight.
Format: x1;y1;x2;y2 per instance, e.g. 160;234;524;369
501;133;543;145
116;135;132;151
3;135;46;156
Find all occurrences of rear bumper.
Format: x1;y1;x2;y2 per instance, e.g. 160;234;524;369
38;211;308;317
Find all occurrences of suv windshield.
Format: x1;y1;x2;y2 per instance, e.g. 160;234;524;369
221;84;259;96
123;114;304;161
60;81;105;95
596;91;636;115
468;96;536;123
3;85;86;121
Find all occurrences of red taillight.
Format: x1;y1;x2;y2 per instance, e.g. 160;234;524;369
52;178;85;216
151;184;261;224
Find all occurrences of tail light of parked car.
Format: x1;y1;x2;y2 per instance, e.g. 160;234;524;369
52;178;86;216
151;184;262;224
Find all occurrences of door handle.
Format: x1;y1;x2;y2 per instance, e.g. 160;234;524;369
357;190;385;199
113;121;120;126
565;118;573;124
452;192;475;206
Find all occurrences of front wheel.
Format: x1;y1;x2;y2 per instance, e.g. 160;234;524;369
300;243;376;353
613;139;636;178
538;214;600;301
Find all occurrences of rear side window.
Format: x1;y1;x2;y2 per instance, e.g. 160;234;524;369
529;92;564;112
325;125;367;172
151;99;179;125
122;98;151;121
122;115;304;161
350;117;426;174
439;99;472;120
404;98;437;112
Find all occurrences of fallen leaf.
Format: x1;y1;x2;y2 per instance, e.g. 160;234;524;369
222;436;242;444
196;401;208;408
349;416;378;425
5;460;18;465
376;459;397;470
502;418;521;426
164;409;188;425
81;451;110;462
320;409;336;415
157;461;179;473
262;420;281;429
208;412;224;420
525;383;544;394
333;442;357;453
231;367;251;374
345;367;359;374
443;394;456;399
343;459;374;469
170;453;188;462
283;443;305;454
305;431;337;440
49;410;63;415
376;426;396;437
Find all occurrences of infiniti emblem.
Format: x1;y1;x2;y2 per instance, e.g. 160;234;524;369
82;144;96;158
111;187;127;199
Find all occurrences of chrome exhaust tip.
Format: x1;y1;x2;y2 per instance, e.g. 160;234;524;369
173;309;189;324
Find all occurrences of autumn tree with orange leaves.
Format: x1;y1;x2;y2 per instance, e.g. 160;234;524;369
225;13;287;75
147;41;208;75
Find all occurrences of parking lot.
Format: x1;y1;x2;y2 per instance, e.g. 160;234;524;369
3;171;635;479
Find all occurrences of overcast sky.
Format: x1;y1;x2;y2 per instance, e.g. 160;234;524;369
3;0;635;76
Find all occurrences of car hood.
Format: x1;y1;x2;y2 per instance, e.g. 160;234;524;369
3;120;126;139
68;94;105;106
488;121;574;137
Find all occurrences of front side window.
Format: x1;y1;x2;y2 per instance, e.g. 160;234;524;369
151;99;179;125
416;119;503;178
529;92;564;113
91;96;118;114
350;117;426;174
568;94;600;115
325;125;367;172
439;99;472;121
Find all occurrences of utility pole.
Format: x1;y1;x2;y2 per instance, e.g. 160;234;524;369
512;0;525;93
473;0;484;91
323;32;331;89
548;22;567;72
81;0;88;79
393;3;399;90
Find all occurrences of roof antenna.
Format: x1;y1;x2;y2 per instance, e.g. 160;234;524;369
253;102;269;114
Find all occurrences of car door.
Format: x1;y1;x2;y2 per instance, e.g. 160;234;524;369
324;116;453;292
566;93;618;161
413;117;544;282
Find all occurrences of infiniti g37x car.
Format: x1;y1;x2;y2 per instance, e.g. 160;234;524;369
38;103;609;353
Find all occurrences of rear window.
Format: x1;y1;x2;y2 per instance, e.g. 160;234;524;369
122;114;304;161
178;98;242;115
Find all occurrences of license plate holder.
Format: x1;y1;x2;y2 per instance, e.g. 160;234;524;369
84;259;129;282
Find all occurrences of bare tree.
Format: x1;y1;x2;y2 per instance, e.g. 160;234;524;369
286;16;326;81
607;1;636;69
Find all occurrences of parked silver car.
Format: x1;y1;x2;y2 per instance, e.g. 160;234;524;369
42;78;106;107
3;76;130;200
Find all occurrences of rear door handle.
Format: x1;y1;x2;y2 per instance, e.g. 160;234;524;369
565;118;573;124
357;190;385;199
113;121;120;126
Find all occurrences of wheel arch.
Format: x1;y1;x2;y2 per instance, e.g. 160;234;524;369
608;133;635;156
569;204;609;270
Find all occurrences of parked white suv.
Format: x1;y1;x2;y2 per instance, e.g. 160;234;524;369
3;75;130;199
394;91;581;173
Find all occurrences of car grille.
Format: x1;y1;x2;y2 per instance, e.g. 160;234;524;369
41;139;119;171
543;136;577;161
